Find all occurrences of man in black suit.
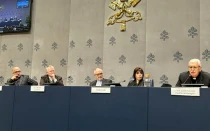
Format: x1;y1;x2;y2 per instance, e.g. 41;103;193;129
89;68;112;86
7;67;38;86
176;59;210;87
40;65;64;86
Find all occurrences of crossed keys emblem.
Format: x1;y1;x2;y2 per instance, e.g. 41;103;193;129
107;0;142;31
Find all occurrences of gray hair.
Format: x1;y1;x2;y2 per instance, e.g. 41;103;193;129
94;68;103;74
188;59;201;67
46;65;55;71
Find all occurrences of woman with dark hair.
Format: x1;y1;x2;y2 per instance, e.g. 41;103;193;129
127;67;144;86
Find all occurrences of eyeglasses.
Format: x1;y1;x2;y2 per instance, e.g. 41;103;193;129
95;73;103;76
188;66;200;69
13;71;21;73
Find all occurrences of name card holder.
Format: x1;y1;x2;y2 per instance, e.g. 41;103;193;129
201;86;208;88
91;87;111;94
30;86;45;92
0;86;2;91
171;87;200;96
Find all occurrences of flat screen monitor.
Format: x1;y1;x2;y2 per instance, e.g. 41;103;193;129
0;0;33;34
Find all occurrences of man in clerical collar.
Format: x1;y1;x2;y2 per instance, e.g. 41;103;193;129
89;68;112;86
176;59;210;87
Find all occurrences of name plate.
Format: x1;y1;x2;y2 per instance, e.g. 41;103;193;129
91;87;111;94
0;86;2;91
171;88;200;96
30;86;45;92
201;86;208;88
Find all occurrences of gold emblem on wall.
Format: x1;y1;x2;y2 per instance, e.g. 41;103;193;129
107;0;142;31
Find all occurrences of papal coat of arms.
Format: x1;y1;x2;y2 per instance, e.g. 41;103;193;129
107;0;142;31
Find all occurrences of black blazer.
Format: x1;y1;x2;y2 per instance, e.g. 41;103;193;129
7;75;38;86
40;75;64;86
176;71;210;87
89;78;112;86
127;80;144;87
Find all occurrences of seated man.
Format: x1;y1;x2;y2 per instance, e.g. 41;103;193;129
89;68;112;86
7;67;38;86
40;65;64;86
176;59;210;87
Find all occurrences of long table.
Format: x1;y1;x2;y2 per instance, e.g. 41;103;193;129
0;86;209;131
148;87;210;131
0;87;15;131
69;87;148;131
12;86;70;131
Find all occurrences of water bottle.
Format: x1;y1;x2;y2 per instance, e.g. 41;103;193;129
144;74;151;87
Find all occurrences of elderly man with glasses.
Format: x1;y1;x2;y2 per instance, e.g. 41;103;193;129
176;59;210;87
89;68;112;86
6;67;38;86
40;65;64;86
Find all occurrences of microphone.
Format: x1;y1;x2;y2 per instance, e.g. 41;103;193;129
182;75;191;84
119;80;126;83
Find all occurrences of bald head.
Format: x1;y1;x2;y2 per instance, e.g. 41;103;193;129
12;67;22;77
12;67;20;72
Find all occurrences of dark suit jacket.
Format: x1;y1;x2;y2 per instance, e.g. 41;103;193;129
127;80;144;87
40;75;64;86
89;78;112;86
176;71;210;87
7;75;38;86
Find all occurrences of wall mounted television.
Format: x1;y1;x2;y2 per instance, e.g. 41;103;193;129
0;0;32;34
